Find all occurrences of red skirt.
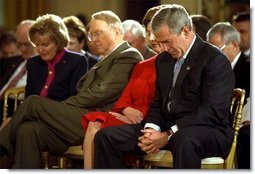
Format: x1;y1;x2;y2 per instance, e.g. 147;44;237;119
81;112;126;132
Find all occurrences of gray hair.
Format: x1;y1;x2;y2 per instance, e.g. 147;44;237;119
122;19;146;38
206;22;240;44
17;20;35;30
91;10;124;35
151;4;192;34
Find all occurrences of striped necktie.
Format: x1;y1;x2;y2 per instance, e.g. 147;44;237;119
167;57;185;112
0;63;27;99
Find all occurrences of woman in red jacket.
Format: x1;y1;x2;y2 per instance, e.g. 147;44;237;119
81;5;165;169
81;55;157;168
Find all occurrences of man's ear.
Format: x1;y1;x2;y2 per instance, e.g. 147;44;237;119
182;26;191;37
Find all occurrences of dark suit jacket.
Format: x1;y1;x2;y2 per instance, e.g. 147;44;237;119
145;36;235;157
26;50;88;101
233;53;250;99
0;55;24;90
64;41;143;111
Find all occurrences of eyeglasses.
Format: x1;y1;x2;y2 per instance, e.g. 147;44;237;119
17;42;33;48
220;44;226;50
87;30;107;42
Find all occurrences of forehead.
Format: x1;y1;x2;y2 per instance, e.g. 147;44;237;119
233;21;250;29
153;25;172;41
34;33;51;42
89;19;108;31
208;32;223;46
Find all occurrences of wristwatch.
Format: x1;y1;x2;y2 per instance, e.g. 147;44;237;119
166;129;172;141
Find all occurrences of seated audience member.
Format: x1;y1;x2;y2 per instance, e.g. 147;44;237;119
1;14;88;128
190;14;213;41
0;31;22;89
206;22;250;169
206;22;250;99
0;31;21;58
0;20;37;92
122;19;156;59
26;14;88;100
141;4;168;54
85;23;102;57
0;20;37;124
63;15;99;69
93;4;235;169
232;11;250;57
81;6;164;168
0;11;142;169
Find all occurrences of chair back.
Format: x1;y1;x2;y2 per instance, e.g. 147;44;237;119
224;88;245;168
2;86;25;122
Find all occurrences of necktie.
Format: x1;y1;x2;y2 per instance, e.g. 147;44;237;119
0;63;27;99
172;58;185;87
167;57;185;112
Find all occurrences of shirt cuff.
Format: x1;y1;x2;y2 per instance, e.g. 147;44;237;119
144;123;161;132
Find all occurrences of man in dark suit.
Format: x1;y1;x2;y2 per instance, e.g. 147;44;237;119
206;22;250;98
232;11;250;57
93;4;235;169
0;10;143;168
207;22;250;169
0;20;37;124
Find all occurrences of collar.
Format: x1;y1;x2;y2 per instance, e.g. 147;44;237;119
182;34;196;61
231;52;241;69
47;48;66;66
101;41;125;60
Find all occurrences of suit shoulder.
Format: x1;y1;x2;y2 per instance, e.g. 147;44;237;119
137;55;157;66
120;47;143;60
27;55;43;65
200;42;229;64
63;51;88;63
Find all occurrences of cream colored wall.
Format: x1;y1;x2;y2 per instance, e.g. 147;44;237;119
160;0;203;14
160;0;226;23
49;0;126;22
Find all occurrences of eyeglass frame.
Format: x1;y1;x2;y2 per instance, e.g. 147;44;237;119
87;26;113;42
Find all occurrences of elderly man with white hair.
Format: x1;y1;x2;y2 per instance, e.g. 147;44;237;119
122;19;156;59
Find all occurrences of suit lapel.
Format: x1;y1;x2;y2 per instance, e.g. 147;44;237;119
172;36;204;99
76;42;130;90
157;52;175;105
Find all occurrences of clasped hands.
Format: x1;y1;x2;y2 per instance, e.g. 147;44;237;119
138;128;169;154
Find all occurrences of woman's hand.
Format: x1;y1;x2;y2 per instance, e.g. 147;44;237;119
109;112;132;124
122;107;143;124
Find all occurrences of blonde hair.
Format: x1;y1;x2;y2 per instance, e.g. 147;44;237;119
29;14;69;51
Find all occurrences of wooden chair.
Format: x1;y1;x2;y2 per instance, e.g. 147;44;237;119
58;147;144;169
2;86;25;122
143;88;246;169
58;145;83;168
1;87;51;169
